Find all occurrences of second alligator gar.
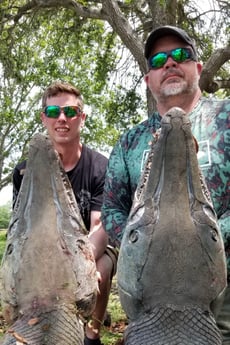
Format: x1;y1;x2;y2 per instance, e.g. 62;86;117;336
117;107;227;345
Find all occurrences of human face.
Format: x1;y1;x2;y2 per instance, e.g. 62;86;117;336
144;36;202;102
41;93;86;146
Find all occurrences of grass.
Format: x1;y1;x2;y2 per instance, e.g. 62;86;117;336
0;229;126;344
101;279;127;344
0;230;7;263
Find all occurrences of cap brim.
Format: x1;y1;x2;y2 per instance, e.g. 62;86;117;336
145;26;197;60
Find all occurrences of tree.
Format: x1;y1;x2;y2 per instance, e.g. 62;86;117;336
0;0;229;190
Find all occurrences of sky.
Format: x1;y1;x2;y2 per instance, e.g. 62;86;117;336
0;185;12;206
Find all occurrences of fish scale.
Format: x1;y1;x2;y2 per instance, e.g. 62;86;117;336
125;306;221;345
117;107;227;345
0;133;98;345
2;307;84;345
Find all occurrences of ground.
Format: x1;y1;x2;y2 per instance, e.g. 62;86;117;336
101;278;127;345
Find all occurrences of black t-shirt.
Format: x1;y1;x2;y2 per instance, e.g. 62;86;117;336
12;145;108;231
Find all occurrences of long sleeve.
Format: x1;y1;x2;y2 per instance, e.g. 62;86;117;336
101;139;132;248
218;210;230;281
101;114;161;249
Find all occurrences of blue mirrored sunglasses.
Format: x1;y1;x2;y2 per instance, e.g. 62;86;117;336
148;47;197;69
44;105;82;118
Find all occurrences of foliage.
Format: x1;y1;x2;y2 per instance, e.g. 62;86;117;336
0;203;11;230
0;0;229;191
0;2;146;190
0;230;7;263
102;280;127;344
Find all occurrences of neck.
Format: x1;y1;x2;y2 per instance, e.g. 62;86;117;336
54;141;82;172
157;90;202;116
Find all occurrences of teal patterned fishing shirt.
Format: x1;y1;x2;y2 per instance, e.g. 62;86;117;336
101;97;230;279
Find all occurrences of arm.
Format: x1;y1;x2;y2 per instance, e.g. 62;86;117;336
12;161;26;209
88;210;108;261
101;140;133;248
218;210;230;282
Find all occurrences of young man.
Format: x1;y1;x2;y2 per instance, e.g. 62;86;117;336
13;81;117;345
101;26;230;343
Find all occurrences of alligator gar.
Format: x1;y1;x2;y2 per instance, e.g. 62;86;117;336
117;107;227;345
0;133;98;345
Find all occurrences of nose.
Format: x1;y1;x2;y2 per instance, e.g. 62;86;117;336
164;56;178;69
57;110;67;121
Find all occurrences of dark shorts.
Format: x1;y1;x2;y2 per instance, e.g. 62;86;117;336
105;245;119;279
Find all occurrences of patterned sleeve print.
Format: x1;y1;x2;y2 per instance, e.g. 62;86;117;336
101;114;162;249
214;100;230;280
101;139;133;248
219;211;230;282
191;97;230;279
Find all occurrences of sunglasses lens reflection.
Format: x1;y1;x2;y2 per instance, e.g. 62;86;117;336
45;105;60;118
44;106;81;118
149;48;194;69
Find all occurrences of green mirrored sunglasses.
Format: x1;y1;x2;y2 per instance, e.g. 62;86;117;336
148;47;197;69
44;105;82;118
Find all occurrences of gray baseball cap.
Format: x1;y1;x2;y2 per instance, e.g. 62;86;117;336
144;25;198;60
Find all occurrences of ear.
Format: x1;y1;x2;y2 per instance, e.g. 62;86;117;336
196;62;203;76
40;112;47;127
80;113;87;127
144;73;149;85
40;111;45;122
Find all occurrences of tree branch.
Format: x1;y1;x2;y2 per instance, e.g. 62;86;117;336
12;0;107;23
101;0;147;74
200;45;230;92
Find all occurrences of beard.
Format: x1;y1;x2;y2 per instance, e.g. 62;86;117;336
162;80;188;96
158;69;200;99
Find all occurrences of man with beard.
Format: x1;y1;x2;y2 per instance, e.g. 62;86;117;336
101;26;230;343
